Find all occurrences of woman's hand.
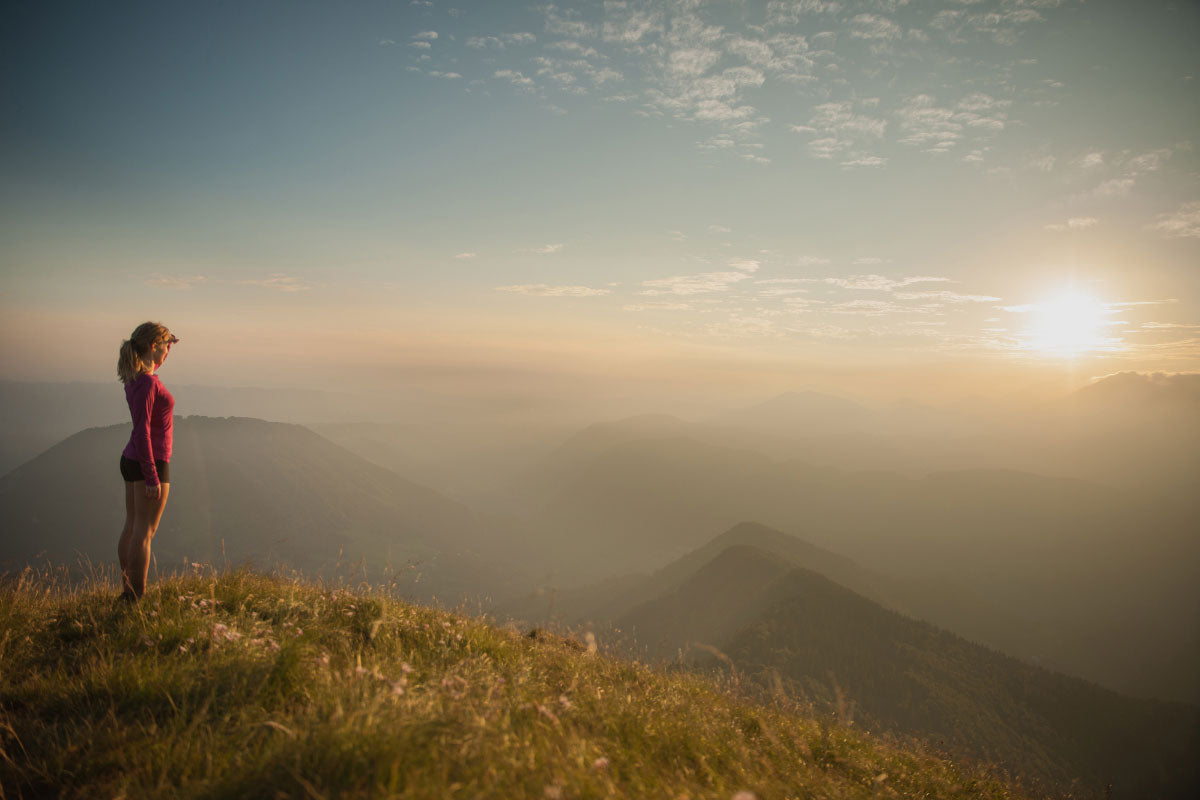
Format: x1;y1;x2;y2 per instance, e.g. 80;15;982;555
145;483;161;500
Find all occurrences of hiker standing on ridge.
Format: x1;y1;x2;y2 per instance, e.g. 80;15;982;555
116;322;178;602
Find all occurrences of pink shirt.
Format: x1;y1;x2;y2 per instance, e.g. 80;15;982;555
121;372;174;485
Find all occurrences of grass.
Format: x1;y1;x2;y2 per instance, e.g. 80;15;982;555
0;565;1037;799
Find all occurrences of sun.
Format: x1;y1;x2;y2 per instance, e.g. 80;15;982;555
1025;289;1111;357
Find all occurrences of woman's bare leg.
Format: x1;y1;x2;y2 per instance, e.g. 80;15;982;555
126;482;170;598
118;481;136;595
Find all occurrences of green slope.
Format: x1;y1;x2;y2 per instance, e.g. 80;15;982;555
0;567;1031;800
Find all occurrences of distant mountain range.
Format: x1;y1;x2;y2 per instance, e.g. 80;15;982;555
3;390;1197;794
0;416;529;604
601;530;1200;798
511;398;1199;704
0;381;447;477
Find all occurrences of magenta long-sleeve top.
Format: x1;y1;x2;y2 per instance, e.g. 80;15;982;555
121;372;174;485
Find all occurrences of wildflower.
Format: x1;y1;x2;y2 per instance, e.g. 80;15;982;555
178;644;188;654
592;757;609;771
211;623;241;643
400;662;413;674
558;694;573;710
732;792;757;800
543;786;563;800
390;681;406;696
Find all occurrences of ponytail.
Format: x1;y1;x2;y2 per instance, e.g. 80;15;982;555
117;339;143;384
117;322;170;384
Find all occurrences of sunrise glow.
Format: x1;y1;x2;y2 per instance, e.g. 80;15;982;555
1026;290;1114;358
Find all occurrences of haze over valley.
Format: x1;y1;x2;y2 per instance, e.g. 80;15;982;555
3;0;1199;795
2;371;1199;795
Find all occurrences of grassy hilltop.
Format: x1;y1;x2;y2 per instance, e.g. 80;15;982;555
0;567;1036;800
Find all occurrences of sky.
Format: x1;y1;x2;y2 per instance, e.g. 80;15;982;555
2;0;1198;412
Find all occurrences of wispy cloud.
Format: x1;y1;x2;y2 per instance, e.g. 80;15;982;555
454;252;477;260
623;301;692;312
841;155;888;168
930;2;1051;46
894;290;1002;303
767;1;843;26
828;299;932;317
238;274;311;292
520;243;564;255
1147;201;1200;238
1045;216;1098;231
895;95;962;153
495;284;610;297
824;274;950;291
640;271;753;296
1077;145;1181;199
494;69;535;88
705;314;780;339
602;4;663;44
792;100;887;165
466;32;536;49
848;13;903;41
407;0;1069;171
145;274;206;290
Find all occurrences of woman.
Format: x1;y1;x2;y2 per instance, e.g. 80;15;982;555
116;322;178;602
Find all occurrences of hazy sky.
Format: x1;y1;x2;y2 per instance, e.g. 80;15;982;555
2;0;1197;407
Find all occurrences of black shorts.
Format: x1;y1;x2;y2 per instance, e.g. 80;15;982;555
120;456;170;484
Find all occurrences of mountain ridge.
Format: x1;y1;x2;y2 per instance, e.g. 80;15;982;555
617;542;1200;798
0;416;529;604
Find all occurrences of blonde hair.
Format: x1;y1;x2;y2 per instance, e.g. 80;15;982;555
117;322;171;384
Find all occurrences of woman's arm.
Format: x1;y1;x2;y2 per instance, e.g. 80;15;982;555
128;377;160;486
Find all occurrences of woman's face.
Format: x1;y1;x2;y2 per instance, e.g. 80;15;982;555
150;334;175;369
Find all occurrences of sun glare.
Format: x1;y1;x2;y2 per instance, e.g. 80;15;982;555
1025;289;1112;357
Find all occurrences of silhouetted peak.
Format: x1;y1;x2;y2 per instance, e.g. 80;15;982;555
1073;371;1200;411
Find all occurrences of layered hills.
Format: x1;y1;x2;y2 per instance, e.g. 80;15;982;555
610;539;1200;797
513;416;1198;704
0;416;528;603
2;374;1197;794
